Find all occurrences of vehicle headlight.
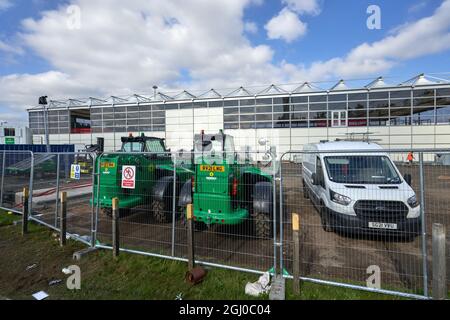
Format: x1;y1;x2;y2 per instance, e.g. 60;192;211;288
407;195;419;208
330;190;352;206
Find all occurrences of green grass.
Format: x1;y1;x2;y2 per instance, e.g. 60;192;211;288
0;211;404;300
0;209;21;227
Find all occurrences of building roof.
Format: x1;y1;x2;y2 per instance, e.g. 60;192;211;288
314;141;384;152
28;73;450;111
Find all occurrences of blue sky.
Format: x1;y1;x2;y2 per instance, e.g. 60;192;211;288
0;0;449;122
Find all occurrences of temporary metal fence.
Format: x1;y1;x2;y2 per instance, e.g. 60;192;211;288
94;149;279;275
1;148;449;300
0;150;34;214
279;149;450;299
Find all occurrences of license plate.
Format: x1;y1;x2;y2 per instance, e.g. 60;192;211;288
368;222;398;230
101;162;115;168
200;165;225;172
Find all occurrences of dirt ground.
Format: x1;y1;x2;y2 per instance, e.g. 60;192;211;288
26;162;450;296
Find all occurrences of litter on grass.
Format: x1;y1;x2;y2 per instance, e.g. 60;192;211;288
245;272;271;297
32;291;49;300
49;279;62;286
62;267;72;275
25;263;38;271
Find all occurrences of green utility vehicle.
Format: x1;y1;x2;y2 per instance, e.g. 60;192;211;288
92;134;193;220
178;131;276;238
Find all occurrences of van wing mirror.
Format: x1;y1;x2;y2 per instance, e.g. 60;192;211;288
404;173;412;186
311;173;319;186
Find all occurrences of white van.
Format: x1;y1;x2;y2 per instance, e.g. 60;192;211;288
302;141;421;240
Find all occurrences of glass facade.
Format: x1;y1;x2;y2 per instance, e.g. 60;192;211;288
222;88;450;129
28;86;450;134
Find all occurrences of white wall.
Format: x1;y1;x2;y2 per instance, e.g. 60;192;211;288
42;123;450;153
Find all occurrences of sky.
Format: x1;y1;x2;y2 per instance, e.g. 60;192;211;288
0;0;449;124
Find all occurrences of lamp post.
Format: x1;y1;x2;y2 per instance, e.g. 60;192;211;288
152;85;158;100
39;96;50;152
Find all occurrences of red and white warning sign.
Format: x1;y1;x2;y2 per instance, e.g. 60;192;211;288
121;165;136;189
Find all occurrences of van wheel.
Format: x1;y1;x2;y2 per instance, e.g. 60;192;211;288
254;212;273;238
302;180;309;199
152;200;171;223
320;205;332;232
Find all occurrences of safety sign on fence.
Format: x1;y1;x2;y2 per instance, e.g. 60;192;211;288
70;164;81;180
121;165;136;189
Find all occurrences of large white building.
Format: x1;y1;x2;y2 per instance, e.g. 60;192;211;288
27;74;450;154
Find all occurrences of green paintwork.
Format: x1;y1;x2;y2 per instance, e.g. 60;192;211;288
191;132;272;227
91;136;193;210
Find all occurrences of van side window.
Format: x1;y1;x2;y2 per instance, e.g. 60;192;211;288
316;157;325;188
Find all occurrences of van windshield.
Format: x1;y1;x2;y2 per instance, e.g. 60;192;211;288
324;156;401;184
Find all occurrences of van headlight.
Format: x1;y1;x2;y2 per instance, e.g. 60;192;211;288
330;190;352;206
407;195;419;208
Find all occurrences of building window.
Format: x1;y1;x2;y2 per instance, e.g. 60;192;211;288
4;128;15;137
436;95;450;124
331;111;347;127
70;109;91;134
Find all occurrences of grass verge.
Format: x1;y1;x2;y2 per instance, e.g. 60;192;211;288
0;211;403;300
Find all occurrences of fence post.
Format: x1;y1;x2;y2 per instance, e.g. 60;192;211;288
419;152;429;297
92;154;102;248
0;150;6;207
432;223;446;300
171;153;177;257
292;213;300;295
112;197;120;258
22;187;29;235
60;191;67;246
55;153;60;228
54;154;60;228
186;203;195;270
272;168;278;275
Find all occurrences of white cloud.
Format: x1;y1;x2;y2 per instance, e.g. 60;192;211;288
0;40;24;55
282;0;321;15
281;0;450;80
244;21;258;34
0;0;12;11
408;1;428;14
265;8;307;42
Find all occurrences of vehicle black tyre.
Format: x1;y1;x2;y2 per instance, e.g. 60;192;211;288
253;212;273;238
320;205;333;232
152;200;171;223
102;207;112;218
180;210;207;231
119;208;131;217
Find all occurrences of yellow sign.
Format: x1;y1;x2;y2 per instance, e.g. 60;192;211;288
101;162;115;168
200;165;225;172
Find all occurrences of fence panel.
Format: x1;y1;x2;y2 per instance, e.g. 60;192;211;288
0;151;33;214
60;153;95;243
93;149;278;273
280;149;450;298
421;151;450;295
95;151;178;256
24;152;95;244
29;153;58;228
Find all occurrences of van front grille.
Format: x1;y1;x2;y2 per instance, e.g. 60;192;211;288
354;200;408;222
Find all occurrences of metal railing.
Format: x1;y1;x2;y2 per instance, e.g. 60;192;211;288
1;148;449;299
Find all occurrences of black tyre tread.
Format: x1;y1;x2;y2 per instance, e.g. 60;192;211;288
102;207;112;218
320;205;333;232
254;211;272;238
152;200;171;223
